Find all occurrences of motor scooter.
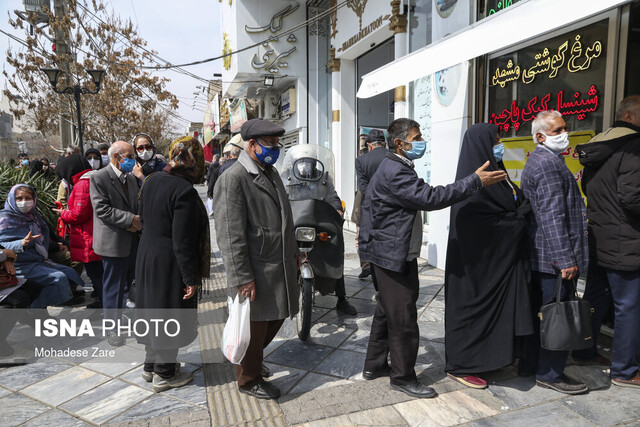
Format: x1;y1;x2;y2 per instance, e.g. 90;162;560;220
280;145;344;341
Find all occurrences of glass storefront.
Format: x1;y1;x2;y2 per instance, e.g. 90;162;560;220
356;38;396;132
487;20;609;137
407;0;433;53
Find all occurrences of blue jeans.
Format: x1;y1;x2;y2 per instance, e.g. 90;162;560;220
24;262;82;308
605;269;640;380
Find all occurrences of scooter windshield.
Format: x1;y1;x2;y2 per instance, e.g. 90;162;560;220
280;144;336;202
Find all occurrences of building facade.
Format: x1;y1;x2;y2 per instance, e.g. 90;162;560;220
219;0;639;269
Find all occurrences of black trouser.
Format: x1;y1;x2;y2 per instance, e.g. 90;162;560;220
572;263;611;360
144;345;179;379
236;319;285;387
335;276;346;299
84;261;104;303
364;259;419;385
0;281;43;342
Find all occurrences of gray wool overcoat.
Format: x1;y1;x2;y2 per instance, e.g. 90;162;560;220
213;150;299;321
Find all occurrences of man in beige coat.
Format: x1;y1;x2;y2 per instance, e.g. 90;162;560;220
214;118;299;400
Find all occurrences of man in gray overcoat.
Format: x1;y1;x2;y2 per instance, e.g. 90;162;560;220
213;118;299;400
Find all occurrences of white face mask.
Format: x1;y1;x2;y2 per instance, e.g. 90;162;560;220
16;200;34;213
138;149;154;161
543;132;570;152
101;154;110;166
88;158;100;170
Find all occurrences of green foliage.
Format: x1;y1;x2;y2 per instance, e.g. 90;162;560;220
0;163;61;230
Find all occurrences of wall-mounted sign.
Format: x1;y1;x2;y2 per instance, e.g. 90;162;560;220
434;64;462;107
281;88;296;116
223;33;232;71
486;0;521;16
246;4;299;74
332;0;392;58
436;0;458;19
487;21;608;137
229;98;248;132
490;34;603;88
490;85;599;132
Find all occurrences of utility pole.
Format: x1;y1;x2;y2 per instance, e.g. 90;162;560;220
52;0;74;151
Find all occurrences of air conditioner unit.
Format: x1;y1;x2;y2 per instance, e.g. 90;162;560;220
281;88;296;116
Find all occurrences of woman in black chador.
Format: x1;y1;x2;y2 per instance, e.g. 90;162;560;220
444;123;534;389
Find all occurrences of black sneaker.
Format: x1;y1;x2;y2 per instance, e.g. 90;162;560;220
239;379;281;400
358;268;371;279
107;331;126;347
336;298;357;316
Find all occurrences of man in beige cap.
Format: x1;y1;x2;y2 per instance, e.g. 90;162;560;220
219;133;244;175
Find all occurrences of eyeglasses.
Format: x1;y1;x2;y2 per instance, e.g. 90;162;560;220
258;138;283;150
136;145;153;151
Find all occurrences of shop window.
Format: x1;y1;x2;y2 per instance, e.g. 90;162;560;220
408;0;433;53
625;2;640;96
487;20;608;137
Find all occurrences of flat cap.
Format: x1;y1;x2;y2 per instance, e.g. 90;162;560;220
223;134;245;153
241;118;285;140
365;129;386;143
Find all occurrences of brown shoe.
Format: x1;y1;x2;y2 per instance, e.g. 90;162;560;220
536;378;588;395
571;353;611;367
612;373;640;389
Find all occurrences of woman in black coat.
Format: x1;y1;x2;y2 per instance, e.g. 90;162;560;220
444;123;534;389
135;136;210;393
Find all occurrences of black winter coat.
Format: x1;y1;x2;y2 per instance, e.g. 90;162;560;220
358;152;481;272
135;171;210;348
577;121;640;270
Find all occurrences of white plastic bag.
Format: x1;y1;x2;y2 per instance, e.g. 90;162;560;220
221;294;251;364
205;198;214;215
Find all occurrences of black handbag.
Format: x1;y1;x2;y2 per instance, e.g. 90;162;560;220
539;274;594;351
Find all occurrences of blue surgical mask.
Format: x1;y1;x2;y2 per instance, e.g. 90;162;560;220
21;159;29;166
493;143;505;162
255;139;281;165
119;156;136;173
403;140;426;160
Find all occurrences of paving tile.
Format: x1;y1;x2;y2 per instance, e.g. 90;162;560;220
21;409;90;426
307;323;355;348
350;284;378;301
288;372;353;395
0;359;73;391
0;386;11;398
306;406;407;426
0;393;50;426
263;363;307;395
264;337;288;357
394;389;500;425
163;368;208;407
564;364;611;391
485;375;564;410
265;340;334;371
470;401;591;426
21;366;110;406
416;339;446;368
338;327;370;353
560;385;640;426
59;379;153;424
418;319;445;343
108;394;200;423
420;305;445;323
311;307;332;323
314;294;338;309
177;339;203;365
314;349;366;380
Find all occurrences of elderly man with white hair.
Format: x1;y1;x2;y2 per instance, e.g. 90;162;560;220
90;140;141;346
518;110;589;395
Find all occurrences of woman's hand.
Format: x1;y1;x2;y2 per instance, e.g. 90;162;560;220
22;231;42;247
133;162;144;180
52;208;64;214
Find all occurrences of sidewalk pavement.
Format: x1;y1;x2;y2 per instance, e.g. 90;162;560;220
1;185;638;426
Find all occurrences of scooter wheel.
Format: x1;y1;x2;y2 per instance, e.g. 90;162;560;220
297;276;313;341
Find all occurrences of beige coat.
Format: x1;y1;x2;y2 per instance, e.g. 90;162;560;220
213;150;299;321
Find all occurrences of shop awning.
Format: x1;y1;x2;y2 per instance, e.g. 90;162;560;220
357;0;630;99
